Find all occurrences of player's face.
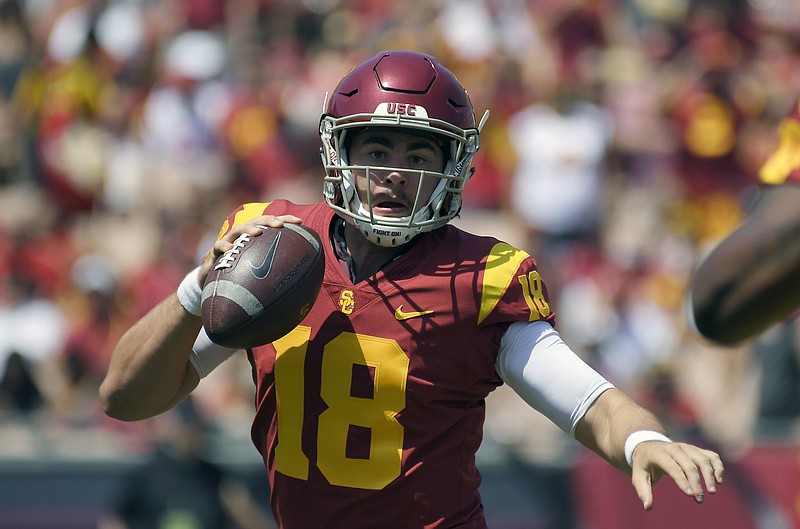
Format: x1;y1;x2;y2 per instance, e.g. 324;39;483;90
347;129;446;218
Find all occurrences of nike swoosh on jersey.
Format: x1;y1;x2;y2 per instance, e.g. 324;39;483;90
394;305;435;320
249;232;281;279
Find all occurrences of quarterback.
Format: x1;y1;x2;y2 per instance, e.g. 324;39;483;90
101;51;723;529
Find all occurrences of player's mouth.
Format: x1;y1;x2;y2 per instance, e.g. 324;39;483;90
372;197;411;217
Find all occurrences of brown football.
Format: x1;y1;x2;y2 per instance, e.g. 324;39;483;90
201;223;324;348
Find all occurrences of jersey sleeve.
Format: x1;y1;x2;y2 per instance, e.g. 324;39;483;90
760;98;800;186
476;241;556;328
214;201;276;240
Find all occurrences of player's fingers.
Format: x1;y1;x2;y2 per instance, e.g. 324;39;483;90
213;236;235;254
655;446;704;500
689;447;724;494
647;444;720;503
631;442;720;508
630;464;656;511
277;214;303;224
196;240;230;285
205;215;298;265
670;444;725;501
219;216;304;246
210;215;304;259
252;214;303;231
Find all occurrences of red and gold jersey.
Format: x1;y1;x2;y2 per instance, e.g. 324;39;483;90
760;98;800;186
216;200;555;529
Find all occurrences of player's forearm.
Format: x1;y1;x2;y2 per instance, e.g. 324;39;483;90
574;389;665;473
99;293;202;421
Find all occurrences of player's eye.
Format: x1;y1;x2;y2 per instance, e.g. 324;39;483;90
409;154;428;166
369;150;387;162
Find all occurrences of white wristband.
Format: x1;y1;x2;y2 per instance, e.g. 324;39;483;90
189;328;239;378
177;266;203;316
624;430;672;467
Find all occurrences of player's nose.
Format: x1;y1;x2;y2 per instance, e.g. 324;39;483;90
382;169;407;186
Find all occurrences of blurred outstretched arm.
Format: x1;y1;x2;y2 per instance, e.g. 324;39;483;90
689;184;800;346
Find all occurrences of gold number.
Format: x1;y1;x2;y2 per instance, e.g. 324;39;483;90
319;333;408;489
518;270;551;320
273;326;312;480
273;327;409;490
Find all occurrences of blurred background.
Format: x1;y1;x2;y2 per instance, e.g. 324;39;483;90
0;0;799;528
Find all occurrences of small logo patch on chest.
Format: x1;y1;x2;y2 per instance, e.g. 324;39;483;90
394;305;434;321
339;290;355;314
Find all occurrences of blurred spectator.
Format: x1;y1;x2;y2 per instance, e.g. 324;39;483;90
61;253;123;381
0;350;42;414
0;266;68;372
99;397;274;529
751;321;800;437
0;0;31;185
665;6;762;201
508;89;613;296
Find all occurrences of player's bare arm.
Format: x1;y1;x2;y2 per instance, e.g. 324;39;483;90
100;214;302;421
99;293;203;421
497;321;725;512
574;388;724;511
689;184;800;345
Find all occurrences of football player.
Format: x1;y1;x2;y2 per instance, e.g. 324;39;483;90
688;98;800;346
101;51;723;529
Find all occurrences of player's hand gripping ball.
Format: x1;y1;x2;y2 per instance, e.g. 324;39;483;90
202;224;324;349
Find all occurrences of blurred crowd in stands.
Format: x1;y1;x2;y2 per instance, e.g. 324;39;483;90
0;0;799;465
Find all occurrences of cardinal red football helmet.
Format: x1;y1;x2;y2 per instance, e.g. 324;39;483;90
319;50;489;247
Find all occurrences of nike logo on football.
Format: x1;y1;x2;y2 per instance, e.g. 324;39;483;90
249;232;280;279
394;305;434;321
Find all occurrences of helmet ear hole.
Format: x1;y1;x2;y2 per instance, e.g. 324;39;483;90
441;194;453;216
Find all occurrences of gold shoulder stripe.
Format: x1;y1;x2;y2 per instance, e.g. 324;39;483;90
478;243;530;325
217;202;273;240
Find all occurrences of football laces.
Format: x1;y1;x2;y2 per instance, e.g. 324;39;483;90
214;233;251;270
